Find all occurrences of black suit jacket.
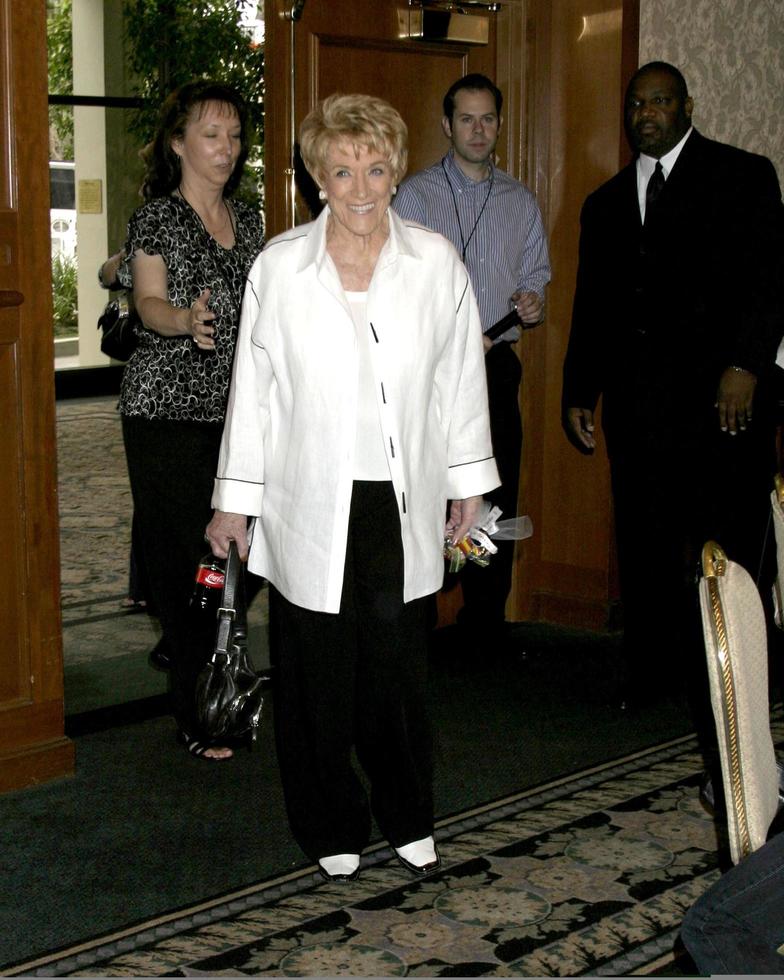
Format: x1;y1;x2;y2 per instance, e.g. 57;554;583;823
563;130;784;455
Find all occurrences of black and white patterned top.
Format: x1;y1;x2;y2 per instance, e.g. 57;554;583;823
118;195;264;422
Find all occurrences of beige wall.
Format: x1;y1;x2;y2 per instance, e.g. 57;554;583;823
639;0;784;182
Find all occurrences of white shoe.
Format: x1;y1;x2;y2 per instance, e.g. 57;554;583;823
318;853;360;882
394;835;441;875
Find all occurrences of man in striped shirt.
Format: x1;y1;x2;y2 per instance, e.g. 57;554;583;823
394;73;551;643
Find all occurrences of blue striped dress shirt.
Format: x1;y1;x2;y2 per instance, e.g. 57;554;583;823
393;151;551;340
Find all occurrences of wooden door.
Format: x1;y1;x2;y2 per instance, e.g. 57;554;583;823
0;0;74;791
264;0;508;238
264;0;638;632
515;0;638;628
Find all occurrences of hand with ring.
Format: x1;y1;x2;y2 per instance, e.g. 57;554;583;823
189;287;216;350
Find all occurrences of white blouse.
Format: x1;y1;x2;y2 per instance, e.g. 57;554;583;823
212;207;500;613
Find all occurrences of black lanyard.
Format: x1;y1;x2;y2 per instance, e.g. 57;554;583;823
441;157;494;261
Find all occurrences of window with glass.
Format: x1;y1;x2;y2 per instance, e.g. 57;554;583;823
47;0;265;370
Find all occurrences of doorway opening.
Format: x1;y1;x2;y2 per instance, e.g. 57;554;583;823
49;0;266;720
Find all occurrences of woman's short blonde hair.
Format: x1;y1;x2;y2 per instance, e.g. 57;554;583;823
299;93;408;186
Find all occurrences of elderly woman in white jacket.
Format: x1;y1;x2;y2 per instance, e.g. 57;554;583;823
206;93;499;883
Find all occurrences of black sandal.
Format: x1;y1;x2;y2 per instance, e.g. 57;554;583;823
120;597;147;612
177;730;233;761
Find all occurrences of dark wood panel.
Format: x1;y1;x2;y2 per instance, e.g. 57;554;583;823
533;590;613;630
513;0;637;626
311;35;468;178
0;335;26;706
0;739;75;794
0;211;20;294
0;699;67;752
0;0;12;211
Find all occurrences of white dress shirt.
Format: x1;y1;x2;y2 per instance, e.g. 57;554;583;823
212;207;500;613
637;127;693;221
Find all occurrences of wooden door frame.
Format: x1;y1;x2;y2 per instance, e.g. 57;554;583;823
0;0;74;792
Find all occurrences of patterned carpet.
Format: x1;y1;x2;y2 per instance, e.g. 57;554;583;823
57;396;135;612
15;720;772;978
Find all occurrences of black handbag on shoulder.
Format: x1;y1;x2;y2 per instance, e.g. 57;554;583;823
97;293;140;362
195;542;268;743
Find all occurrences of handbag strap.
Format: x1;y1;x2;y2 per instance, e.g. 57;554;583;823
214;541;247;658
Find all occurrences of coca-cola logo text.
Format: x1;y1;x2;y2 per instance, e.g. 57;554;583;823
197;566;225;588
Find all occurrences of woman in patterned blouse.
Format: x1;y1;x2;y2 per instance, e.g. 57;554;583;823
118;80;264;760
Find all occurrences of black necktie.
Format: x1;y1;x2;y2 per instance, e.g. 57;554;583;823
645;161;665;219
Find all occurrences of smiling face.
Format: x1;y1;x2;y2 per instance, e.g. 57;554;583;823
442;88;500;178
321;139;395;243
625;69;693;159
171;100;242;192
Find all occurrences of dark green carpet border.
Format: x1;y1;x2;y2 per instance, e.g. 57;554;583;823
64;694;169;737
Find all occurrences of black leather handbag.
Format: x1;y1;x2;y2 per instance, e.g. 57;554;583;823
97;294;139;362
195;542;267;743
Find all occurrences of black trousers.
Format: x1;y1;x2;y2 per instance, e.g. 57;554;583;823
608;386;779;710
122;414;223;735
269;481;433;861
459;341;523;629
127;510;152;606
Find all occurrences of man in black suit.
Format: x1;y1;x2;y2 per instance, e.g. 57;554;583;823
563;62;784;709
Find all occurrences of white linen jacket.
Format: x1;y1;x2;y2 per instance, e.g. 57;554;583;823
212;207;500;613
